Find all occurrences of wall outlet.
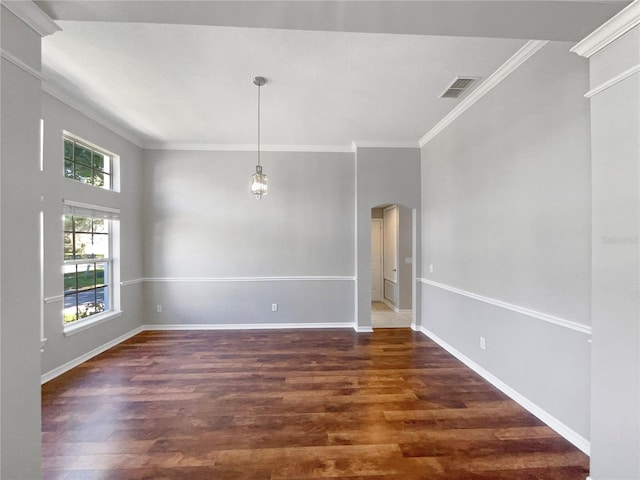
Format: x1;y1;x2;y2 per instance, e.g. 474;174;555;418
480;336;486;350
272;303;278;312
429;264;434;273
156;304;163;313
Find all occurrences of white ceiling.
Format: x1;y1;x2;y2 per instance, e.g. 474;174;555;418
38;1;629;149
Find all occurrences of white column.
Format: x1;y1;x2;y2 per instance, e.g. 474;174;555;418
0;2;59;478
572;2;640;479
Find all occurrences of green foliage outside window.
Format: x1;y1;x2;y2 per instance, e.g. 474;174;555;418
64;137;111;189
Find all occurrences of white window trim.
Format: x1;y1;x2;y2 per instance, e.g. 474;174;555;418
62;201;121;335
62;131;120;192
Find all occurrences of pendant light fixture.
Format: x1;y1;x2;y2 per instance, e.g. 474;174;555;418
250;76;268;200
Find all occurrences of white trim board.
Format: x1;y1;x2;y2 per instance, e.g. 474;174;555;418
143;276;356;283
585;64;640;98
420;326;590;455
419;40;547;147
352;141;420;149
41;322;356;384
41;326;144;384
2;0;61;37
418;278;591;335
144;322;354;331
571;0;640;58
1;48;45;81
42;82;146;148
144;143;354;153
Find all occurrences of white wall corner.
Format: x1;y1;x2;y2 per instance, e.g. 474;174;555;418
418;40;548;147
570;0;640;58
1;0;61;37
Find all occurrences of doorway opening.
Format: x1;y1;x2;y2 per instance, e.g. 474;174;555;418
371;204;413;328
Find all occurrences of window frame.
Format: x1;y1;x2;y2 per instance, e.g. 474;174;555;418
63;132;119;191
62;201;121;336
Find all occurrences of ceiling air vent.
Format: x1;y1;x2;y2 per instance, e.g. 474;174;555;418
440;77;479;99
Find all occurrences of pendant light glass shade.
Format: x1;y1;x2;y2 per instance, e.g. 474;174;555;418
251;165;267;199
251;76;267;200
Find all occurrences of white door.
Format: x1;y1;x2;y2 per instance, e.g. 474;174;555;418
371;219;383;301
383;206;398;283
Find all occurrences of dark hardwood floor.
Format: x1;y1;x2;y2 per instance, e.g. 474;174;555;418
42;329;589;479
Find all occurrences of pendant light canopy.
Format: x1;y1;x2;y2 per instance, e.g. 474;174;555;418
251;76;268;200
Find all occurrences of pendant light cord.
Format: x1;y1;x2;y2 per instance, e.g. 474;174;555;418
257;82;261;168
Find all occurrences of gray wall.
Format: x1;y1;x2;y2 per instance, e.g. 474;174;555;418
142;150;355;326
40;93;145;375
356;147;421;329
398;205;413;310
420;42;592;439
0;7;43;479
587;26;640;479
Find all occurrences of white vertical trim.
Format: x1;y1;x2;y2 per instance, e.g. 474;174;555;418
39;204;46;352
419;40;548;146
354;148;360;330
420;326;591;455
570;0;640;58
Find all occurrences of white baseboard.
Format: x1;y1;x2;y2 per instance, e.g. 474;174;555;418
354;325;374;333
411;323;418;331
143;322;354;331
41;323;355;383
420;326;590;455
41;326;144;384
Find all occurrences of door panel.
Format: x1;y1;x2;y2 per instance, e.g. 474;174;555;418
383;206;398;283
371;219;383;302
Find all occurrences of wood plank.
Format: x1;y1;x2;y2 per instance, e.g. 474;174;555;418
42;329;589;478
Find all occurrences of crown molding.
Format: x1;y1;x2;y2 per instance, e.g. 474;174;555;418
143;143;354;153
42;81;145;148
419;40;547;148
571;0;640;58
352;141;420;150
1;0;60;37
1;48;45;81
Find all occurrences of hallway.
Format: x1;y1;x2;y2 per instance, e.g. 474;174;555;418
371;301;412;328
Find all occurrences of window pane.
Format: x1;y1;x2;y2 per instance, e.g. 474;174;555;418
95;286;107;312
63;264;77;293
63;293;78;324
93;218;107;233
75;263;96;291
92;151;105;171
75;164;93;184
64;139;74;160
91;234;109;259
93;170;105;187
95;263;107;287
73;216;92;233
102;172;111;189
64;160;74;179
74;144;92;166
78;292;104;319
73;233;94;259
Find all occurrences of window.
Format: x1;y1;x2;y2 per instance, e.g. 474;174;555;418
64;135;112;189
63;202;120;328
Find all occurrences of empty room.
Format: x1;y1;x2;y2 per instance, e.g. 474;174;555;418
1;1;639;479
